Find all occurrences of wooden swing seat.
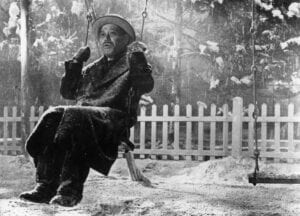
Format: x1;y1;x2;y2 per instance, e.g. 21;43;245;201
248;172;300;185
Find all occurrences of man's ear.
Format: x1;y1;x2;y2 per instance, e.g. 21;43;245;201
126;34;132;45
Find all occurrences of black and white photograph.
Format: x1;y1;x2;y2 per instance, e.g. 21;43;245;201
0;0;300;215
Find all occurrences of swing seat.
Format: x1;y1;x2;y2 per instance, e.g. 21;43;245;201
117;133;152;187
248;172;300;185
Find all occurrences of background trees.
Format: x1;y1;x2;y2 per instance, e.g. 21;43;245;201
1;0;300;109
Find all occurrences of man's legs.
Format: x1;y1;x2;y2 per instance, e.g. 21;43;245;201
25;107;64;158
20;107;65;203
19;144;66;203
50;135;90;207
44;107;90;207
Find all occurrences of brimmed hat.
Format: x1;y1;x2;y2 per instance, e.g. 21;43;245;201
92;14;136;42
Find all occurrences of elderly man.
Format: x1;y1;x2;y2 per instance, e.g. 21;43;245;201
19;15;154;207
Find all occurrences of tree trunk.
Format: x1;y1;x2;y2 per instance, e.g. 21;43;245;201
20;0;31;156
173;0;183;104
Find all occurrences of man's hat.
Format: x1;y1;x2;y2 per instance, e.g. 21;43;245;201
92;14;136;42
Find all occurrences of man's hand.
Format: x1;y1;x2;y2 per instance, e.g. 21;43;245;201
127;41;147;53
129;52;147;69
127;41;148;71
73;46;90;64
127;42;154;93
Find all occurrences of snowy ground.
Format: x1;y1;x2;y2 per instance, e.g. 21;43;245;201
0;155;300;216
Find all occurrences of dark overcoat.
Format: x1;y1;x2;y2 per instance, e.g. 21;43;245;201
26;53;154;175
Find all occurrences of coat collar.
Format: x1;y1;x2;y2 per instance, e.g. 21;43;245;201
93;53;129;88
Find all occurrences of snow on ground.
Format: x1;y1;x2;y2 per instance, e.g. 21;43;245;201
1;155;300;215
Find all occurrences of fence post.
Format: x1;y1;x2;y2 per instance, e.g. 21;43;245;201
3;107;8;155
139;106;146;159
162;105;169;160
232;97;243;158
151;105;157;160
288;103;295;163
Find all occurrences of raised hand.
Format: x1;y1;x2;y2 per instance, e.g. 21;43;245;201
127;41;148;70
73;46;91;63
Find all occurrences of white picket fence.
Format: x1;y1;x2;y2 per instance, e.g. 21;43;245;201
1;97;300;162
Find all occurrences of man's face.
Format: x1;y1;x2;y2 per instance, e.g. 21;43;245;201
98;24;130;59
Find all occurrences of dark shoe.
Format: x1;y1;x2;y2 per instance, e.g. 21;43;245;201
49;150;89;207
49;179;84;207
50;194;82;207
19;183;57;203
19;148;63;204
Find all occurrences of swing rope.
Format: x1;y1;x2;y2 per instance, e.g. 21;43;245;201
84;0;93;46
84;0;101;56
250;0;260;186
122;0;152;186
140;0;148;41
124;0;149;152
248;0;300;185
84;14;92;46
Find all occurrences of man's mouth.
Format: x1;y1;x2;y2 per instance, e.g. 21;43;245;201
103;43;113;48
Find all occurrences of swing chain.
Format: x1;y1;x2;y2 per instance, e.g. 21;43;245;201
87;12;93;23
84;0;97;46
84;13;93;46
141;0;149;40
123;0;149;152
251;0;260;180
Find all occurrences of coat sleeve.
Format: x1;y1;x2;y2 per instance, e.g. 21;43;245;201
130;64;154;94
60;60;83;100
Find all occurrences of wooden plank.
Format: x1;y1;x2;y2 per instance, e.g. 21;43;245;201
242;116;300;122
20;0;31;152
288;104;295;163
11;107;17;155
222;104;229;156
133;149;225;157
261;104;267;162
29;106;44;133
138;115;300;123
274;103;280;162
151;105;157;160
130;126;134;143
3;107;8;154
139;106;146;159
30;106;35;132
124;151;151;186
0;117;22;121
232;97;243;157
248;172;300;185
137;116;233;122
162;105;168;160
210;104;216;160
237;139;299;153
128;149;300;159
258;152;300;159
29;112;39;122
0;138;22;142
173;105;180;160
197;103;204;161
186;104;192;161
38;106;44;117
3;146;22;152
248;104;255;156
